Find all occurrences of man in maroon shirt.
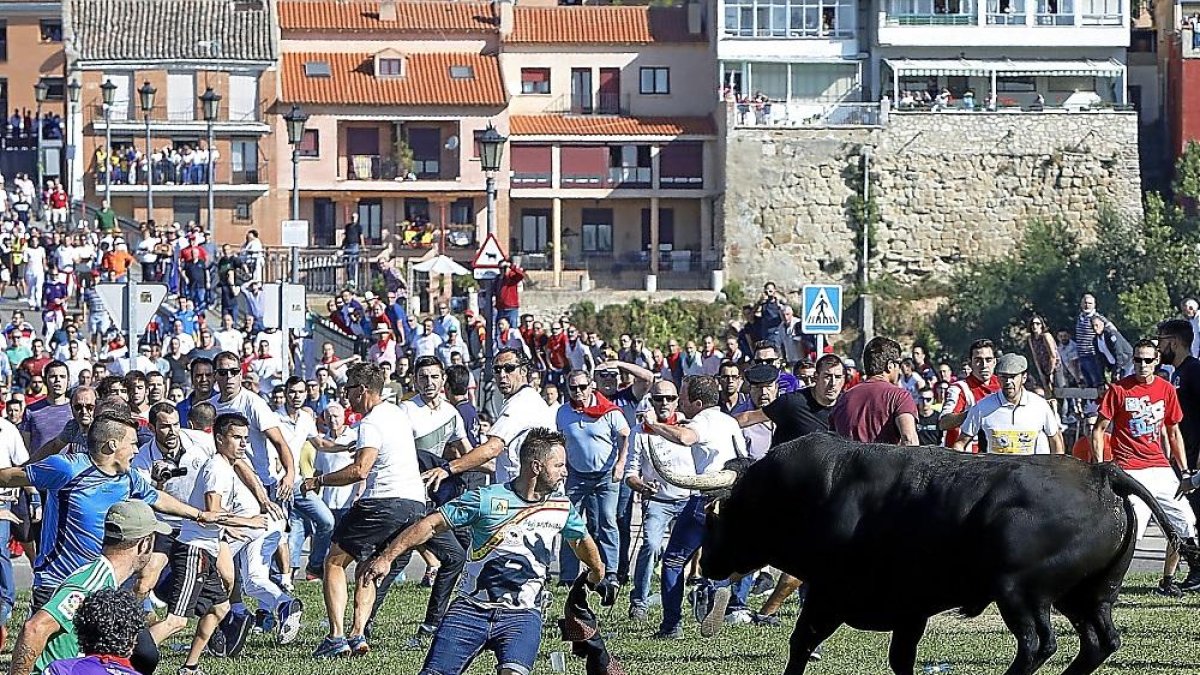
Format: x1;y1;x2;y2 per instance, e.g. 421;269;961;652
493;260;525;329
830;337;919;445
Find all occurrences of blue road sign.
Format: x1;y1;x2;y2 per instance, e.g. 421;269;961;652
802;284;842;334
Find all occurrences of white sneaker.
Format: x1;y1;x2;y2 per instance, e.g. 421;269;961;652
724;609;753;626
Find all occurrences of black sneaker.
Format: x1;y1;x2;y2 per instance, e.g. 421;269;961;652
1156;577;1184;598
223;610;254;658
628;606;648;622
1181;568;1200;593
651;626;683;640
205;624;228;658
752;612;781;627
751;574;776;597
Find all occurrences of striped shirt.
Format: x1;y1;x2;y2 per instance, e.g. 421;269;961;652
1075;312;1097;356
36;556;118;672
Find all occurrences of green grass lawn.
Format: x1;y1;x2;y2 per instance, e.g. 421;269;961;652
139;572;1200;674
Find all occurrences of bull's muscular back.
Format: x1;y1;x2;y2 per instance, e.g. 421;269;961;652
730;433;1129;630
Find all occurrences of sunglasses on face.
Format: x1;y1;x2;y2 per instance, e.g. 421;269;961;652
493;363;520;374
1133;357;1157;364
568;384;591;392
214;368;239;377
651;395;678;403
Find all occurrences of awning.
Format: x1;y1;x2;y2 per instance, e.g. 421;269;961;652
884;58;1124;78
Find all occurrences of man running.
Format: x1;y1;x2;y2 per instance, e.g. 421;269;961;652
953;354;1064;455
359;428;607;675
938;338;1001;451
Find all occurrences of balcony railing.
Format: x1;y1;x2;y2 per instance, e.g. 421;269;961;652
1035;12;1074;24
548;92;630;116
512;172;552;187
344;154;455;181
1184;28;1200;58
92;160;266;186
732;101;882;127
607;166;651;187
90;104;260;124
885;13;976;24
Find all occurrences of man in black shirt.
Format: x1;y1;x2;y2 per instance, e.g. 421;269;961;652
737;353;846;447
1157;318;1200;590
343;213;363;288
915;386;942;446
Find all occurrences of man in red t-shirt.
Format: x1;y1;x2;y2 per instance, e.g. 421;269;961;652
493;260;526;329
831;337;919;445
939;338;1001;452
1092;338;1197;596
543;321;569;387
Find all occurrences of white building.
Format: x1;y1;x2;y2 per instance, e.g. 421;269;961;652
872;0;1129;107
715;0;869;124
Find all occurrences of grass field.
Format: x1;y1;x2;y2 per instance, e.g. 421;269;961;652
141;572;1200;674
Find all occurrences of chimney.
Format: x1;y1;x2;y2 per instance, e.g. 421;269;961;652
380;0;397;22
687;0;702;35
497;0;514;39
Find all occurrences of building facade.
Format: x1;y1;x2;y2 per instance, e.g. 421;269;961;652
1;0;67;186
501;2;720;290
65;0;278;243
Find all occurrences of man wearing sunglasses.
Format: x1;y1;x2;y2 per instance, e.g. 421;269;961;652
1092;339;1197;598
751;342;799;395
423;348;556;492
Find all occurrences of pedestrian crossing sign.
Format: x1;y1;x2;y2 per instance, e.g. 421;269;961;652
802;284;842;334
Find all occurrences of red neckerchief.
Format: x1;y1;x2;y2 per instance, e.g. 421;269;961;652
94;655;134;669
643;412;679;434
570;391;621;419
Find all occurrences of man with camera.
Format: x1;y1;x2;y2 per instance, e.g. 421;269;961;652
131;403;215;601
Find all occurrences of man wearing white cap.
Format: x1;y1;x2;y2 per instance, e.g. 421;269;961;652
953;353;1064;456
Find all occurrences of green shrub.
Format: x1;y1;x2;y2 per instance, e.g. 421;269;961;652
567;298;739;348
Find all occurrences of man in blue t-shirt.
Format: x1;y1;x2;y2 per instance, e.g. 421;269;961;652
361;427;607;675
0;409;222;607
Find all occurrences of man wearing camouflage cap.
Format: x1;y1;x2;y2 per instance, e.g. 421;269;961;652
952;353;1064;455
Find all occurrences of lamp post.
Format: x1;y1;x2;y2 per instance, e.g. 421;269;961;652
100;79;116;208
283;104;308;282
138;81;156;225
66;79;80;225
477;123;506;414
33;81;49;212
200;86;220;240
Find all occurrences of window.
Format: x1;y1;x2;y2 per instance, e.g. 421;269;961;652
0;21;7;61
1036;0;1074;24
997;76;1037;92
1130;29;1155;52
1081;0;1120;24
472;130;484;159
580;209;613;254
639;68;670;94
38;77;65;101
231;139;259;183
607;145;651;185
520;210;549;253
174;197;201;226
228;74;258;121
404;197;430;224
724;0;856;38
298;129;319;158
39;19;62;42
167;72;194;121
449;65;474;79
450;198;475;225
641;209;676;249
520;68;551;94
378;58;405;77
986;0;1025;24
234;202;252;221
304;61;331;78
659;142;704;187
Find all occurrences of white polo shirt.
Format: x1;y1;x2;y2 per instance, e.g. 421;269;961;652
686;406;746;475
960;389;1061;455
490;385;556;483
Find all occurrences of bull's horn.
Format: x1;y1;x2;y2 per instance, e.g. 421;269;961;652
647;441;738;491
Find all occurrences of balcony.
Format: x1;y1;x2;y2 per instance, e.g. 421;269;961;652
89;104;269;134
1183;28;1200;58
92;159;268;194
547;92;630;116
343;154;456;182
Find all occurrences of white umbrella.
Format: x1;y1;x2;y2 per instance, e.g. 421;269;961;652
412;255;470;276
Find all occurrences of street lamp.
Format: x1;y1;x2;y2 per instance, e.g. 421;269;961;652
33;80;49;206
476;122;506;414
100;79;116;207
200;86;221;240
283;104;309;281
138;81;156;225
67;79;81;224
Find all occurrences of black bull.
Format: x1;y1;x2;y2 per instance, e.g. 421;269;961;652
650;432;1181;675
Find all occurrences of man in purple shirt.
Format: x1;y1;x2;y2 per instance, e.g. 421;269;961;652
23;360;73;456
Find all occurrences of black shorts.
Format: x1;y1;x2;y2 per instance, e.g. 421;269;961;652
166;542;227;619
153;525;181;556
331;497;424;562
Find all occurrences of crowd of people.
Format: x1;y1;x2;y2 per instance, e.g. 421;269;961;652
0;258;1198;675
92;145;222;188
4;113;62;143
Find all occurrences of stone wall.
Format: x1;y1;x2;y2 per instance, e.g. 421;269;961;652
722;111;1143;288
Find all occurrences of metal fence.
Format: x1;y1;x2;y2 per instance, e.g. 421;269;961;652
261;246;380;295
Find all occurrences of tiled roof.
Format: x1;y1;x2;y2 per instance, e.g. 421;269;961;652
509;115;716;137
508;6;704;45
280;1;496;33
282;52;506;107
66;0;276;62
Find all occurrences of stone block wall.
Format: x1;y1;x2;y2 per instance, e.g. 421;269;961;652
722;111;1142;288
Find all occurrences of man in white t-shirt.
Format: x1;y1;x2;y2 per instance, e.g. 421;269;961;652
154;413;270;673
954;354;1064;456
423;348;557;491
365;355;473;642
302;362;464;659
0;411;27;628
276;376;336;582
213;314;244;354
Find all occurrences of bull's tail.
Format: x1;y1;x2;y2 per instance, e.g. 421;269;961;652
1102;463;1183;550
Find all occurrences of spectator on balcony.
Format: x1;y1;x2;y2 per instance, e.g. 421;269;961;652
241;229;263;282
493;260;526;330
343;214;363;289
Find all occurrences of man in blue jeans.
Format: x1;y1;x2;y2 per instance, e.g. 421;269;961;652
361;427;607;675
624;379;691;622
555;370;629;586
640;375;746;639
